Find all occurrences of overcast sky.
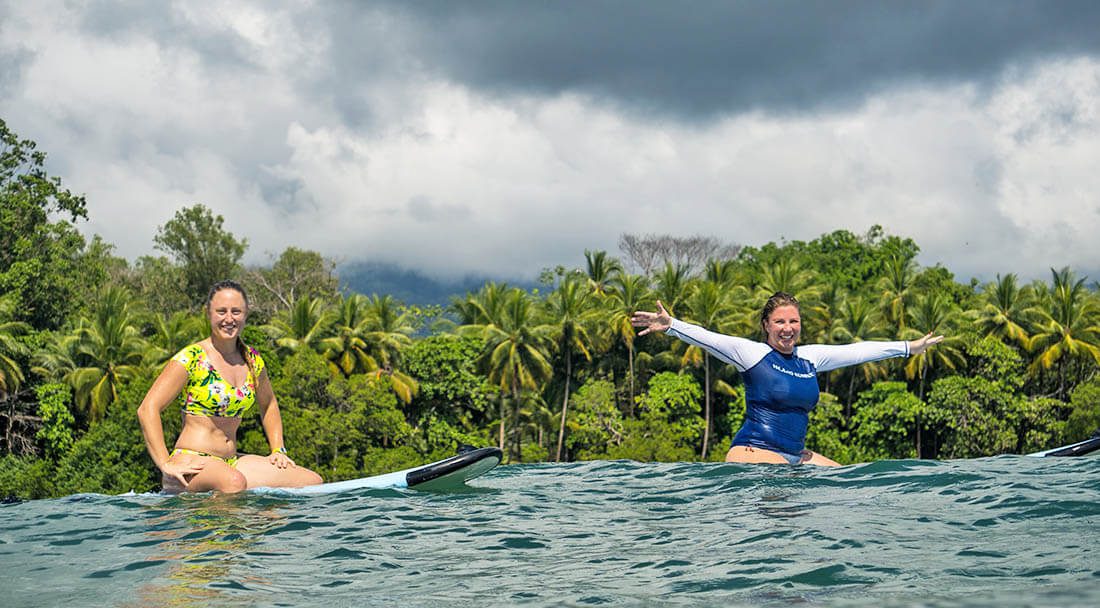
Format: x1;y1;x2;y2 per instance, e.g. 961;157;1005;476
2;1;1100;283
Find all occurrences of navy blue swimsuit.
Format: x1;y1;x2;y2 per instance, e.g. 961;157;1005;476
733;349;821;457
665;318;909;458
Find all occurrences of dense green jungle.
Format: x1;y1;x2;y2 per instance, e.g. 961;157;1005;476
2;118;1099;500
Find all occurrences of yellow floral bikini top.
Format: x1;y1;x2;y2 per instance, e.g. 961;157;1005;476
171;343;266;417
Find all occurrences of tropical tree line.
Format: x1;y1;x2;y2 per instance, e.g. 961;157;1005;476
2;118;1099;501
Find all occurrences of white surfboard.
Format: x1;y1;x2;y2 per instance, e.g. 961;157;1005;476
251;447;503;495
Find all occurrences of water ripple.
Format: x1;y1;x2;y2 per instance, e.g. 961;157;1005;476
1;456;1098;607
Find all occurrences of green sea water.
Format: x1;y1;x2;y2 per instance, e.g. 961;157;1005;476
2;456;1098;607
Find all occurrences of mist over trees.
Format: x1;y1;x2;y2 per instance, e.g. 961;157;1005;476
2;119;1099;500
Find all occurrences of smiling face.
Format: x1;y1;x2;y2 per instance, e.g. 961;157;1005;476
206;288;247;342
763;304;801;354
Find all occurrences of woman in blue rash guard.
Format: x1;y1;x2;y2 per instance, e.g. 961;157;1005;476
631;292;943;466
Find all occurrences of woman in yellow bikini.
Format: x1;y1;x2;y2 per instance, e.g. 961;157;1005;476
138;280;322;493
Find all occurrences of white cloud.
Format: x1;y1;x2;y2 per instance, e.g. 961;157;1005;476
3;2;1099;284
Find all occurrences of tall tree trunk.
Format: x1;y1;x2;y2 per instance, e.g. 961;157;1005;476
333;402;346;464
628;343;635;415
916;416;922;459
556;352;573;462
4;396;12;454
701;353;711;459
511;373;522;461
498;392;506;452
1058;356;1066;400
846;372;856;418
916;368;926;459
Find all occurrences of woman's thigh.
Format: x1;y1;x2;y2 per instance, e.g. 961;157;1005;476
725;445;841;466
235;455;323;489
725;445;793;464
163;454;248;494
801;450;841;467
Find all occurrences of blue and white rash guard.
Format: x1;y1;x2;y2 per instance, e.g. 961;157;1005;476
666;318;909;457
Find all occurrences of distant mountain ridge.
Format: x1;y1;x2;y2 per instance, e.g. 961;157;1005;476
337;261;537;306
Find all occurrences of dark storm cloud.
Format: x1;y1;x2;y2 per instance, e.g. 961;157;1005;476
67;2;404;132
60;1;1100;129
77;0;260;73
0;1;29;96
5;0;1099;282
9;1;343;219
320;0;1100;120
0;47;31;96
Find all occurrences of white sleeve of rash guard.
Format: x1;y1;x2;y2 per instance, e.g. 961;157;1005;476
797;341;909;373
665;318;771;372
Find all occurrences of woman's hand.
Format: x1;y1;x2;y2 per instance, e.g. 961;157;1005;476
908;332;945;356
632;300;673;336
268;451;296;470
160;457;205;487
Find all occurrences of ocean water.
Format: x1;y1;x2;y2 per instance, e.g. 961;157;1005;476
1;456;1098;608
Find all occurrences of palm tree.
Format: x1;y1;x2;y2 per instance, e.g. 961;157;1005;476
804;283;843;346
903;292;966;400
584;249;624;296
362;294;419;404
31;331;78;383
974;273;1034;349
449;296;482;328
267;296;332;355
606;273;651;409
680;280;739;459
902;291;966;458
65;287;147;421
1026;267;1100;398
831;294;890;412
653;262;693;316
0;309;29;400
801;284;843;394
704;258;739;288
518;393;557;458
145;310;206;366
453;283;513;443
320;294;379;377
755;257;819;303
466;288;554;459
545;277;599;461
362;295;415;366
451;282;513;326
0;301;31;454
877;255;917;334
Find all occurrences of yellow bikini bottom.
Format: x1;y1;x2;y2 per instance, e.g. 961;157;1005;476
171;448;240;468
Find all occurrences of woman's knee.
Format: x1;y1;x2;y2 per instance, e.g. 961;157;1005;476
275;465;322;488
162;474;185;494
301;468;323;486
188;464;248;493
222;468;249;493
